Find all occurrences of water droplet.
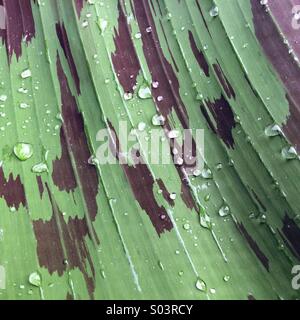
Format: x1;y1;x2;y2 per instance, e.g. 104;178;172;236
195;278;207;292
168;130;180;139
124;92;133;101
204;194;210;202
0;95;7;102
134;32;142;39
157;95;163;102
21;69;32;79
152;81;159;89
19;103;30;109
201;168;212;179
138;84;152;99
28;272;41;287
138;122;146;131
209;5;219;17
281;146;298;160
223;275;230;282
152;114;165;126
170;193;177;200
265;124;281;137
219;205;230;217
146;26;152;33
158;261;164;271
13;143;33;161
199;208;212;230
32;162;48;174
183;223;190;230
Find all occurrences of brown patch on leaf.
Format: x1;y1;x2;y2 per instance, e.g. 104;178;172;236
205;95;236;148
189;31;209;77
74;0;85;18
157;179;175;207
133;0;189;128
108;121;173;235
111;1;140;93
33;183;98;299
251;0;300;152
281;213;300;259
56;23;81;95
36;176;44;199
0;168;26;209
213;62;236;100
54;54;99;220
0;0;35;62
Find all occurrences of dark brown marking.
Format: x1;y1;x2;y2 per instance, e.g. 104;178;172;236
282;213;300;258
189;31;209;77
237;222;269;271
213;62;236;100
157;179;175;207
205;95;236;148
108;121;173;235
52;129;77;193
0;0;35;62
74;0;85;18
133;0;189;128
36;176;44;199
200;104;217;134
0;168;26;209
251;0;300;152
56;23;81;95
33;183;97;298
54;54;99;220
111;1;140;93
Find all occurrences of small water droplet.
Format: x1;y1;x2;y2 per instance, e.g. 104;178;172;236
219;205;230;217
32;162;48;174
138;84;152;99
265;124;281;137
152;114;165;126
209;5;219;17
223;275;230;282
138;122;146;131
28;272;41;287
21;69;32;79
201;168;212;179
183;223;190;230
168;130;180;139
195;278;207;292
124;92;133;101
281;146;298;160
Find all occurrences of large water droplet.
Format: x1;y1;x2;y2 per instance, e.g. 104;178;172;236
13;143;33;161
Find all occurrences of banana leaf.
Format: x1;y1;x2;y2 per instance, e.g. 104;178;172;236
0;0;299;300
